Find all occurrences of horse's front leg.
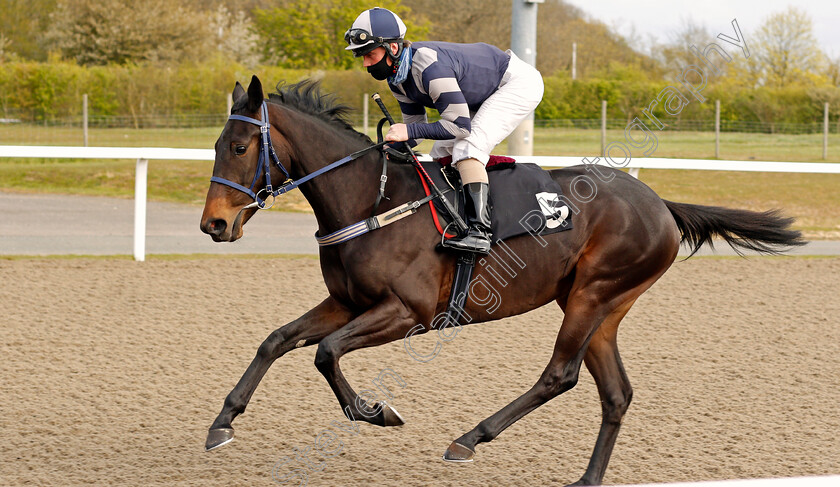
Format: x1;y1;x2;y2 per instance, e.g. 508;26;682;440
205;296;355;451
314;294;419;428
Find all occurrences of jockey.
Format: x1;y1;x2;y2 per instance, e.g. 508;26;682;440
345;7;544;254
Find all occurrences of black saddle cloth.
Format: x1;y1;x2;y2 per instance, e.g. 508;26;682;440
421;161;573;243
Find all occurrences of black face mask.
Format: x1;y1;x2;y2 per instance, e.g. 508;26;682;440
367;54;393;81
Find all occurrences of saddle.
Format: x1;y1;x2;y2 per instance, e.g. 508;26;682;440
418;157;573;243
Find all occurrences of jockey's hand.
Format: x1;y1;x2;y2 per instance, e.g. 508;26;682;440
385;123;409;142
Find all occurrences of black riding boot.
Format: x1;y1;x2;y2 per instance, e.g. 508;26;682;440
445;182;492;254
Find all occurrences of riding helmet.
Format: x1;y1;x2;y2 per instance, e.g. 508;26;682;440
344;7;406;59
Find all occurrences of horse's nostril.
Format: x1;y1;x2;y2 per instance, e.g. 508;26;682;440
204;219;227;236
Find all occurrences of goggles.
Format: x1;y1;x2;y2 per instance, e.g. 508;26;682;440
345;28;382;46
344;28;399;57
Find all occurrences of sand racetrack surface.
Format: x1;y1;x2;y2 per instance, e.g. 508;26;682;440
2;256;839;486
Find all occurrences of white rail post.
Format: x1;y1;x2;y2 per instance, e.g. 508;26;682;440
134;158;148;261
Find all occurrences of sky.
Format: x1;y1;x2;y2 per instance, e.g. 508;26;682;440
563;0;840;58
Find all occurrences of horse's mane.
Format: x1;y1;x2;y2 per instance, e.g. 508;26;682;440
266;79;372;143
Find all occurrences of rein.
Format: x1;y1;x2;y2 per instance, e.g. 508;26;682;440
211;99;451;247
210;101;385;209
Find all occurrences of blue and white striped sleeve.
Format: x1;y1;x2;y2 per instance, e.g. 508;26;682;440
393;91;426;146
406;48;471;141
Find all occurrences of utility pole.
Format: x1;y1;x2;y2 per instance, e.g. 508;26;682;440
572;42;577;80
508;0;543;156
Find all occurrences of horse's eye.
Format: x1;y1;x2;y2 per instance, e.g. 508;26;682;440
234;145;247;156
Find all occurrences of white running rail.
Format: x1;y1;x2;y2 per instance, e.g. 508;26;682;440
1;145;838;261
0;146;214;261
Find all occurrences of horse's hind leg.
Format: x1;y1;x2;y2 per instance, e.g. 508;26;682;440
569;302;634;486
205;296;354;451
442;294;623;464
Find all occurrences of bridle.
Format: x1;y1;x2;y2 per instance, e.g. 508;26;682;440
208;98;458;248
210;101;385;210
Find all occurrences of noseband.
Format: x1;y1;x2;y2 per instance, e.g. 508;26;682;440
210;101;384;210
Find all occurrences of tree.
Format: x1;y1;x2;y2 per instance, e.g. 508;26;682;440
652;19;720;80
405;0;510;46
44;0;215;65
0;33;12;63
536;2;661;79
827;55;840;86
405;0;659;78
0;0;57;61
210;5;261;67
750;7;826;87
253;0;428;69
213;0;276;15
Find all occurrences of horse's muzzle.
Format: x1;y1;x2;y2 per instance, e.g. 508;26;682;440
201;218;231;242
200;206;249;242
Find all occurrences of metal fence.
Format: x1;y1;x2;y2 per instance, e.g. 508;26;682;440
533;118;840;135
2;104;838;135
3;114;838;133
0;112;228;129
1;102;838;157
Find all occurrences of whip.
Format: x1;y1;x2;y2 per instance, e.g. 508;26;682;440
371;93;468;234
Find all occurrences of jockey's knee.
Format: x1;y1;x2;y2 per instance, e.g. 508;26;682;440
455;158;488;184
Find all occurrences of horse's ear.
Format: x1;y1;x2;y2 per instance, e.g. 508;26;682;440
246;75;263;112
232;81;246;103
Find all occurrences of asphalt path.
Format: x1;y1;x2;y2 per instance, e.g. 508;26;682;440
1;191;837;257
0;191;318;256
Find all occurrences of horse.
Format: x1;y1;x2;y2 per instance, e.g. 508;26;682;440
199;75;804;486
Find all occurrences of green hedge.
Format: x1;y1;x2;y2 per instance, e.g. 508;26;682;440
0;56;406;125
1;57;838;133
534;76;840;130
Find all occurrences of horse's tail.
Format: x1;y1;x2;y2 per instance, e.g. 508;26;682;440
662;200;807;258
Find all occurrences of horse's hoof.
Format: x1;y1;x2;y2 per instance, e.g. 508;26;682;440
381;403;406;426
205;428;234;451
442;441;475;463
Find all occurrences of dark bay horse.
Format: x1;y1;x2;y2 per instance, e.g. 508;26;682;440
200;76;804;485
